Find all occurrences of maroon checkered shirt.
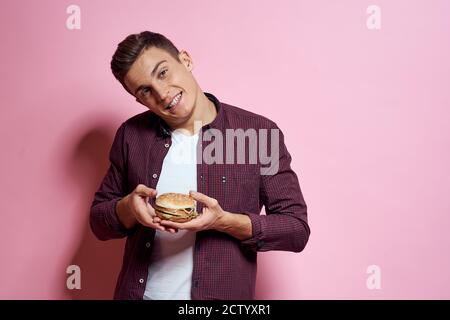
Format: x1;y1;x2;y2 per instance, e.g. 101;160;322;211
90;92;310;299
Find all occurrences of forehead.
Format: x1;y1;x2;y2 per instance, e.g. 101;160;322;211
124;47;177;90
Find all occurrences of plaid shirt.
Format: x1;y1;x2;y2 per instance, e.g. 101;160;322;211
90;92;310;300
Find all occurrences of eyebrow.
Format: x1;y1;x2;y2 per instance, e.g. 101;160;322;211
133;60;167;95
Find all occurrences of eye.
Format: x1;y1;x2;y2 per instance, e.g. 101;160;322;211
141;87;150;96
159;68;168;78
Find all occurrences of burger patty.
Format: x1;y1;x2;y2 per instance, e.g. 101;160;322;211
154;205;195;216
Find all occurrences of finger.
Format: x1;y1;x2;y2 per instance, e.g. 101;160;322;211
160;220;183;229
146;202;157;217
135;207;165;230
189;191;218;208
134;197;155;218
134;206;174;232
134;184;157;198
160;219;198;230
136;215;165;231
150;216;177;232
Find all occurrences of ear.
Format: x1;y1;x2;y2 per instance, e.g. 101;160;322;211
179;50;193;71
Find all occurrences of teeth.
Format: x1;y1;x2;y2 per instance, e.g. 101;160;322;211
167;93;181;109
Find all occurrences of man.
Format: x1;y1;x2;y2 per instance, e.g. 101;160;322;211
90;31;310;300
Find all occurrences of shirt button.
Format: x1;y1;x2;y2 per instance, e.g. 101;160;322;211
139;278;144;284
152;173;158;179
145;242;151;248
164;143;170;148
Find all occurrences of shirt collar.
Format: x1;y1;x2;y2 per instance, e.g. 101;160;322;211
157;92;224;137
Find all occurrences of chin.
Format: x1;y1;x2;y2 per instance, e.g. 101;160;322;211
177;102;194;118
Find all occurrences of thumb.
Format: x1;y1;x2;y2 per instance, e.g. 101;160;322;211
189;191;216;207
134;184;157;198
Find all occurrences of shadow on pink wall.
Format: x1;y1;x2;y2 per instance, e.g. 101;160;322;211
63;123;125;299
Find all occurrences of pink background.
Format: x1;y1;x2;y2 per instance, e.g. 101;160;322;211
1;0;449;299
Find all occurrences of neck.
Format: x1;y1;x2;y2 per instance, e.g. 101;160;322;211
170;91;217;135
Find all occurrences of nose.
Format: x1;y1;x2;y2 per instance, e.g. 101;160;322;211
153;83;169;102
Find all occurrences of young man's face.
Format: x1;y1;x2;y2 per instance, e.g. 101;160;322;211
124;47;198;126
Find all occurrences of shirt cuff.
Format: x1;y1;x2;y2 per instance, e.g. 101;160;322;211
105;197;130;236
239;211;265;252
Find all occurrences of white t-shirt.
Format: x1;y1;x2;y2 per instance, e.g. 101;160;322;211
143;129;199;300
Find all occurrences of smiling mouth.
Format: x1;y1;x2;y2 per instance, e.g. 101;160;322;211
165;92;182;110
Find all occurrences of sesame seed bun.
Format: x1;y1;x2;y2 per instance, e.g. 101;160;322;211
155;193;195;209
154;193;197;222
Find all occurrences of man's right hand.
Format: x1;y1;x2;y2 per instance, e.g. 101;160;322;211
116;184;178;233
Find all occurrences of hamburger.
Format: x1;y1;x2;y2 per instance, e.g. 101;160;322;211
154;193;198;222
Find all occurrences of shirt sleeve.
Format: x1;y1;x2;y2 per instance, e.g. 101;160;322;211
89;123;135;241
240;123;311;253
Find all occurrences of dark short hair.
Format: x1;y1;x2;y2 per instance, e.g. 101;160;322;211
110;31;180;93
